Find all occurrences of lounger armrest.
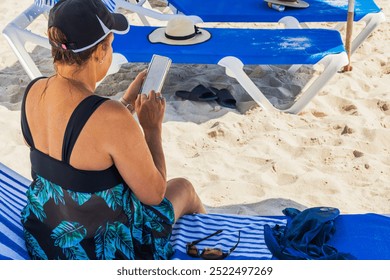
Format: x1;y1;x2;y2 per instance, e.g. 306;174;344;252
2;4;51;80
3;4;50;31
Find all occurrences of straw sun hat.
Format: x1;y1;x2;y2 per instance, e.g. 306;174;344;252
148;16;211;46
264;0;309;8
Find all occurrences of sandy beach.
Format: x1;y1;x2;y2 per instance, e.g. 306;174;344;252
0;0;389;216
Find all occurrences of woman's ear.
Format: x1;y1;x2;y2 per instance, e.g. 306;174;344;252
93;44;106;63
101;40;109;51
93;34;112;64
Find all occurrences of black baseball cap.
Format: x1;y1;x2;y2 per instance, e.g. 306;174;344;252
48;0;129;53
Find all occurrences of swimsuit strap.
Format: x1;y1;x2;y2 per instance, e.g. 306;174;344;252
62;95;109;163
21;76;47;149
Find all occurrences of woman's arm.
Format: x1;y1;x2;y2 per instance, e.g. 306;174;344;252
100;71;168;206
103;101;167;206
136;92;166;180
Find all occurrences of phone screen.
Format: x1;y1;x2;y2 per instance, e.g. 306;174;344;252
140;55;172;95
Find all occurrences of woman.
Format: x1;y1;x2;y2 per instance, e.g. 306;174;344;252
21;0;205;260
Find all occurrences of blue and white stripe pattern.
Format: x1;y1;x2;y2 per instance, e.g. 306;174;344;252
170;213;286;260
0;162;287;260
101;0;117;12
33;0;57;7
0;163;30;260
34;0;117;12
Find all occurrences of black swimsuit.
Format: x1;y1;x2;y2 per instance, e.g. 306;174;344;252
21;77;175;260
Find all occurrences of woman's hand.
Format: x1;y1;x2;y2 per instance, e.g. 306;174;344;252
122;70;147;109
135;91;165;132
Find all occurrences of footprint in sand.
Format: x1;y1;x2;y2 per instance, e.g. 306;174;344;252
341;125;354;135
377;101;389;113
277;173;298;186
342;104;358;115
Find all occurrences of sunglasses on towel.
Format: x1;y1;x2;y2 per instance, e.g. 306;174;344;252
186;230;240;260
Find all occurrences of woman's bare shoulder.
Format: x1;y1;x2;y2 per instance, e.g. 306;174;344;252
26;77;50;95
89;98;144;157
91;99;139;136
96;99;131;120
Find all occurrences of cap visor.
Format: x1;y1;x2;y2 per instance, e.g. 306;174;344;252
111;13;130;34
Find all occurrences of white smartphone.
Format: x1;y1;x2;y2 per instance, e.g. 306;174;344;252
140;54;172;96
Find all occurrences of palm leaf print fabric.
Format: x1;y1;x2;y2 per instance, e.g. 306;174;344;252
22;176;174;259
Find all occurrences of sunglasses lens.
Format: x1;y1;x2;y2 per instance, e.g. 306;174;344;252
186;230;239;260
200;248;225;260
186;245;199;257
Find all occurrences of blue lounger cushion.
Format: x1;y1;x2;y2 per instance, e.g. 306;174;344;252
1;162;390;260
112;26;345;65
166;0;382;23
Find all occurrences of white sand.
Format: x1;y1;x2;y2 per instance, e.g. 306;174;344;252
0;0;389;215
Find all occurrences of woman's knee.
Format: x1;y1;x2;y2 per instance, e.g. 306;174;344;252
168;177;194;192
167;177;198;202
166;177;203;219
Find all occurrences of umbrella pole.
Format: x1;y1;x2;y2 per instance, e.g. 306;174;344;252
343;0;355;72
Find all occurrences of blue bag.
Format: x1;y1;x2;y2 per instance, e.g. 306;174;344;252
264;207;355;260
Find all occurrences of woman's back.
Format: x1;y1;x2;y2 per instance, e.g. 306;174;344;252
25;77;115;171
21;77;175;260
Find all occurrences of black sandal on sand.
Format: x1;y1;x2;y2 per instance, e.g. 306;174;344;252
209;87;237;109
175;85;218;101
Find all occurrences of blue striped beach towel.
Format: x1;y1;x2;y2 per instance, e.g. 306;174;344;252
1;162;390;260
171;213;286;260
0;163;30;260
0;162;286;260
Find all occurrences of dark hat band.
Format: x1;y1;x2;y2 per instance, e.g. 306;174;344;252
164;26;201;41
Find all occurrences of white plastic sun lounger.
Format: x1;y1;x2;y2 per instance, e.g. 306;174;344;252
142;0;386;54
2;0;347;113
112;25;347;113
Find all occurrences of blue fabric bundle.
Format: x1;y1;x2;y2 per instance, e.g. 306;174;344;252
264;207;355;260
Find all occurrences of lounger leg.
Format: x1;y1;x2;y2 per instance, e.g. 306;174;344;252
351;12;386;54
286;53;348;114
218;53;348;114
